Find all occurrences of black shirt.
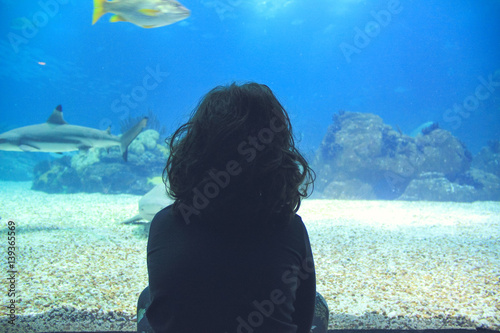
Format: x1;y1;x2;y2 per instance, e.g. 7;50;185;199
146;205;316;333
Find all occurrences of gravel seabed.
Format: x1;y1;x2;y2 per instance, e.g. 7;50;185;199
0;180;499;332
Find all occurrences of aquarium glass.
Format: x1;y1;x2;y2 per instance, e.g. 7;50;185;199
1;0;499;331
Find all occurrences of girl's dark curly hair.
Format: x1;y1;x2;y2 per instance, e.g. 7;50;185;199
163;82;314;231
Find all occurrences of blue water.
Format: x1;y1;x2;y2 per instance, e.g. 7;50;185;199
1;0;499;161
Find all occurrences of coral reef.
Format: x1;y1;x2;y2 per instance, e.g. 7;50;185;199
71;149;100;172
315;111;499;201
31;130;168;195
129;129;160;155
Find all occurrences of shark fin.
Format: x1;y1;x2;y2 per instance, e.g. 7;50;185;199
92;0;107;25
46;105;68;125
19;143;40;151
120;117;148;162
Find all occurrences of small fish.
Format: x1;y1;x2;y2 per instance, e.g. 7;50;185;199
409;121;435;138
92;0;191;28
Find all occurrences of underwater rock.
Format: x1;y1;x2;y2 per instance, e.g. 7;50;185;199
400;169;500;202
315;111;474;201
400;172;477;202
313;164;335;194
71;149;101;172
414;129;471;180
315;111;420;197
466;168;500;201
32;156;81;193
31;130;169;195
79;163;152;194
317;112;392;182
472;140;500;178
323;179;376;200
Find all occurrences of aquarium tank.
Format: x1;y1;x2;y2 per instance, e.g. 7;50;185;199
0;0;499;331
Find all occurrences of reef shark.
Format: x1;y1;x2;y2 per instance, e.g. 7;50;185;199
121;184;173;224
0;105;147;161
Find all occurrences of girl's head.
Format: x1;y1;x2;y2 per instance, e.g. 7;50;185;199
164;82;314;230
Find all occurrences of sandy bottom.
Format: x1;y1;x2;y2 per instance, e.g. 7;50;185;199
0;181;499;332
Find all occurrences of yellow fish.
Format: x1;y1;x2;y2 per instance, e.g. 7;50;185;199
92;0;191;28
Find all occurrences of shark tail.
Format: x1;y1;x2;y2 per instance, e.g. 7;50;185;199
92;0;107;25
120;117;148;162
